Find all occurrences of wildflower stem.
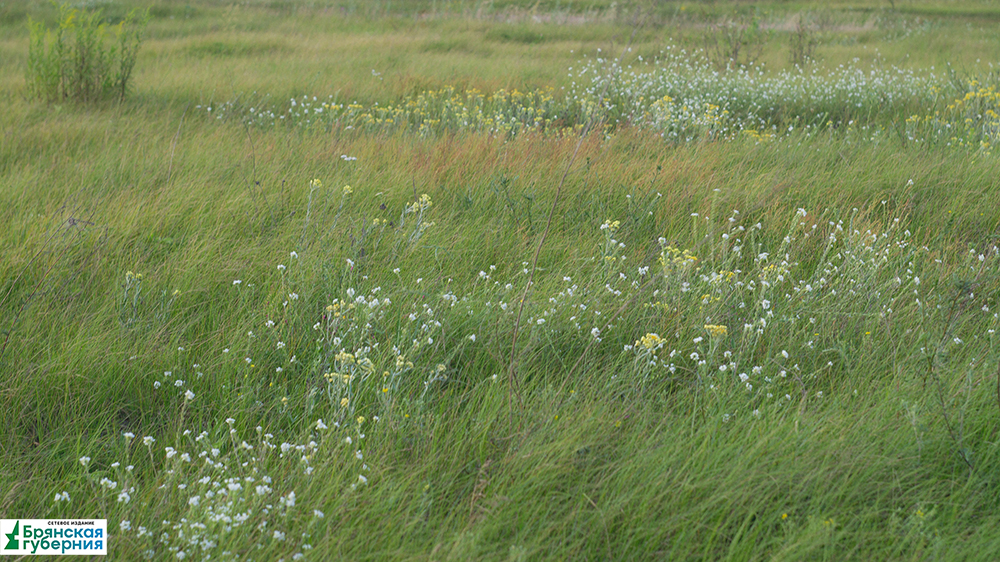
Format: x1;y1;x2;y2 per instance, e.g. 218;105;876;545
506;22;644;423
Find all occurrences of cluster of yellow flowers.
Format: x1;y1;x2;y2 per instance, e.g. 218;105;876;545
395;355;415;369
320;86;561;135
648;97;731;142
904;81;1000;155
758;264;788;282
709;270;736;284
324;372;354;384
704;324;728;338
741;129;775;143
659;245;698;267
231;87;567;135
700;293;722;307
636;332;665;351
407;193;433;214
325;301;355;320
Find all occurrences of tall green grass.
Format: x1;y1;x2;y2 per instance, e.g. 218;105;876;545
4;2;1000;560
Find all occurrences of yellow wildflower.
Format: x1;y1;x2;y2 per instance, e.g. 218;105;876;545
636;333;665;350
705;325;728;338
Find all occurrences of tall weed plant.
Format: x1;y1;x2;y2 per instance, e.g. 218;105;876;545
26;3;147;104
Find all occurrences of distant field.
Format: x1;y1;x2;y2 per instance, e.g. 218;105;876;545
4;1;1000;560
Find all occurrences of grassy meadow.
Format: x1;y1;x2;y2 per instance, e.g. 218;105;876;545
4;0;1000;559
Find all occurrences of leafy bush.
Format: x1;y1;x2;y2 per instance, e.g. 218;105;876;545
26;3;147;104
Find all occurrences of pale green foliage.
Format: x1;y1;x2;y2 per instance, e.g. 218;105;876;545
26;3;147;104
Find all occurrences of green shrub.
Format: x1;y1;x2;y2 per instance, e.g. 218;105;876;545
26;3;148;104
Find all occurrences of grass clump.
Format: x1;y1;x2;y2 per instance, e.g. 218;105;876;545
26;2;147;104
